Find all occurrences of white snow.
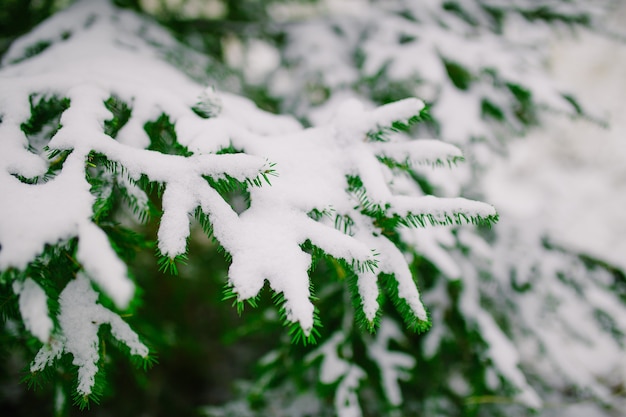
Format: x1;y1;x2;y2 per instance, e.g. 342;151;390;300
5;2;626;417
0;0;274;308
13;278;53;343
308;332;366;417
486;28;626;271
77;221;134;308
31;275;148;396
480;25;626;412
356;270;380;322
269;1;624;414
367;318;416;406
0;153;95;271
0;0;488;341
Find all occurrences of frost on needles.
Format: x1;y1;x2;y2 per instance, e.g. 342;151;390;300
0;0;496;404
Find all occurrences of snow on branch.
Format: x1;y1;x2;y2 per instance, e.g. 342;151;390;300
30;275;149;398
0;0;278;308
0;0;498;400
174;94;497;334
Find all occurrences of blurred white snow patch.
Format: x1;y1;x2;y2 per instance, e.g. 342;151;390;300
222;34;244;69
243;40;281;85
140;0;226;19
307;332;365;417
13;278;53;342
367;318;416;406
307;91;372;127
485;29;626;270
539;402;614;417
447;371;471;396
222;35;281;85
269;0;368;21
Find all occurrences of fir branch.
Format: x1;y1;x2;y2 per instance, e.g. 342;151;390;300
346;175;389;219
0;283;20;323
156;252;188;276
366;102;430;142
377;153;464;171
222;285;260;315
307;207;334;222
346;271;382;333
22;359;58;391
334;214;355;235
194;207;214;238
130;351;159;372
145;113;192;157
391;210;499;229
302;241;379;278
103;95;132;139
11;148;72;185
279;291;322;346
380;274;431;334
20;94;70;141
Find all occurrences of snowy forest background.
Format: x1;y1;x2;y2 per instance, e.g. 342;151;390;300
1;0;626;416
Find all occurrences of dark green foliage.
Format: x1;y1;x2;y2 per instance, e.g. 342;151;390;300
377;153;464;172
395;210;498;229
561;93;584;116
380;274;430;333
444;60;474;91
0;0;60;59
194;207;215;239
481;5;505;33
507;82;537;125
0;281;20;322
366;107;429;142
145;114;192;157
509;268;533;293
20;94;69;149
101;223;152;263
157;253;188;276
310;245;382;332
345;268;383;333
334;213;355;235
21;41;51;60
86;151;156;225
112;0;143;12
482;99;506;122
398;32;417;44
519;6;590;26
359;71;424;107
223;285;260;315
11;94;72;184
242;85;283;115
443;1;479;26
593;309;625;344
346;174;387;217
103;96;132;138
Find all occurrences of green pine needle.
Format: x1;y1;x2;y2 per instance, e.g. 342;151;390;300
380;274;431;334
366;106;429;142
222;285;260;315
345;272;381;333
377;154;465;172
157;253;188;276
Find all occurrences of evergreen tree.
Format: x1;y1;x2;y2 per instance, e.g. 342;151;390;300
0;1;624;417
